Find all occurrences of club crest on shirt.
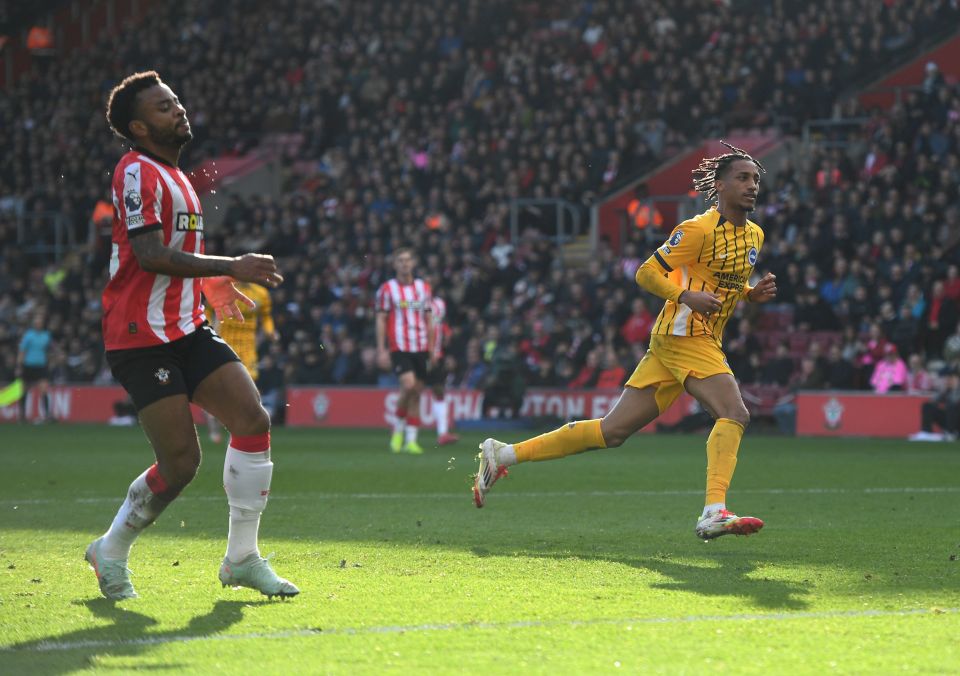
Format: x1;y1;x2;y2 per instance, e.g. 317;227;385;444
124;189;142;213
669;230;684;247
154;367;171;385
748;247;758;266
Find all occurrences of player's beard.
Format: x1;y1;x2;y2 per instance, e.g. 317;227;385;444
147;123;192;149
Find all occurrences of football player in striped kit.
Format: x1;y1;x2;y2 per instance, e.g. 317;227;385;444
376;248;435;454
85;71;298;600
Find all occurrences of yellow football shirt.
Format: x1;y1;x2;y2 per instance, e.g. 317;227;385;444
214;283;275;379
643;207;764;344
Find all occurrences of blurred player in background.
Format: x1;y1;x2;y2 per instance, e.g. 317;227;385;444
376;248;434;454
86;71;297;600
427;277;459;446
474;142;778;541
205;281;278;443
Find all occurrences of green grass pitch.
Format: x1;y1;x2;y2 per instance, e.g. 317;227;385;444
1;424;958;674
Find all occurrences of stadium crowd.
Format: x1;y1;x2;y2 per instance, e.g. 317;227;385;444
1;0;960;428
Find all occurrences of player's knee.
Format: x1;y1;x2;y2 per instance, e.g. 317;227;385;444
726;407;750;428
599;423;628;448
161;448;201;487
230;403;271;437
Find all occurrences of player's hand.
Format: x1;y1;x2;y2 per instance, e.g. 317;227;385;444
748;273;777;303
203;276;256;323
229;253;284;287
377;347;391;370
679;290;722;315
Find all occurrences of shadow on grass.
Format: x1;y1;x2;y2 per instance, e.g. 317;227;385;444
2;598;265;675
472;546;810;611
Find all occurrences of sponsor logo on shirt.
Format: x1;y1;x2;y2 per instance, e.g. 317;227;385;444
175;212;204;232
712;271;746;291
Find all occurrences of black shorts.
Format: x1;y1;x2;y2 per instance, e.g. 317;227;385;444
425;360;447;387
106;323;240;411
21;365;49;384
390;351;429;381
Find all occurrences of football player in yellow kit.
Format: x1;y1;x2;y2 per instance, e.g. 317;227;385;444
473;142;778;541
205;282;277;442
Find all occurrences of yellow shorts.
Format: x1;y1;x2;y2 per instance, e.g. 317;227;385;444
625;335;733;413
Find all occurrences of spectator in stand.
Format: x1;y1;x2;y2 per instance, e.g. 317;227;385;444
906;353;935;395
913;370;960;441
619;297;653;347
762;343;795;387
567;349;601;390
595;346;626;390
924;280;958;355
870;344;909;394
943;322;960;366
725;319;762;378
773;356;826;435
823;344;856;390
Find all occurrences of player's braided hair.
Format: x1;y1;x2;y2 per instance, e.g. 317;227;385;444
691;140;766;203
106;71;162;142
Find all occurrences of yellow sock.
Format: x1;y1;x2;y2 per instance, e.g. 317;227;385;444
514;419;606;463
705;418;744;505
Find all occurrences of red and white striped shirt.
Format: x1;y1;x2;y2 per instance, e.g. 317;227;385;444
102;149;206;350
429;296;448;359
376;278;432;352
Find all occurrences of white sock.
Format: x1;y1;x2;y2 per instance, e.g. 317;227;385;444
393;414;405;435
405;424;419;444
702;502;725;518
100;467;170;559
497;444;518;467
224;444;273;563
433;396;449;436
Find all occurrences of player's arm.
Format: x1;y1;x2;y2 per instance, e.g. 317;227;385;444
635;224;721;315
129;231;281;285
375;311;387;353
375;311;391;369
743;273;777;303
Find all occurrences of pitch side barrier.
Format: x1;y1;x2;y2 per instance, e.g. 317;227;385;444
0;386;928;438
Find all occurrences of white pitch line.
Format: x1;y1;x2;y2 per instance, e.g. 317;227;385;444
5;607;957;653
2;486;959;507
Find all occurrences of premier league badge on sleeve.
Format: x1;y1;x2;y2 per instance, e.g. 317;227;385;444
124;189;142;213
669;230;684;247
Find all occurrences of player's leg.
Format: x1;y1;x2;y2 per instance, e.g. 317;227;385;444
683;373;762;539
393;352;429;453
402;375;426;453
191;360;299;598
433;382;458;445
473;385;663;507
205;411;223;443
472;348;680;507
34;377;50;422
390;352;415;451
88;347;200;600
